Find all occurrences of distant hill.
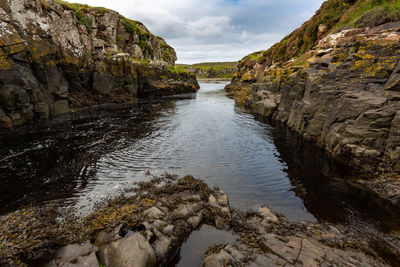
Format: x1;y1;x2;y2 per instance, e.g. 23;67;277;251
176;62;237;79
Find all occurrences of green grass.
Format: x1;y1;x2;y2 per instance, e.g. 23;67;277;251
176;62;237;78
168;66;188;75
335;0;400;29
240;0;400;68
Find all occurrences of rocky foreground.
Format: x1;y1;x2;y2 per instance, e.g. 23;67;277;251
0;0;199;129
0;175;398;266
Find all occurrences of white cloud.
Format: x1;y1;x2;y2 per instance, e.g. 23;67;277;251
187;16;232;39
62;0;325;64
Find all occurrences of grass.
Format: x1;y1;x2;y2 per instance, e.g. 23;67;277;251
335;0;400;28
239;0;400;69
54;0;97;33
168;66;188;75
176;62;237;78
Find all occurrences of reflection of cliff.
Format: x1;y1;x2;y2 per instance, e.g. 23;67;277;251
0;0;198;129
269;121;400;231
0;100;176;214
225;0;400;208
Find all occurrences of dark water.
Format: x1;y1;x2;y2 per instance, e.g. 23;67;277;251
0;83;399;231
172;225;239;267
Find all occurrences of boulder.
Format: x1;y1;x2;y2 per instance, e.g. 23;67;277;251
100;233;156;267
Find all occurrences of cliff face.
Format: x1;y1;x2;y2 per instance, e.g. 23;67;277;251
0;0;198;128
226;1;400;205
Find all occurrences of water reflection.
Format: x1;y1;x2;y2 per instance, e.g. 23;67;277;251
0;83;398;232
0;101;176;213
270;122;400;231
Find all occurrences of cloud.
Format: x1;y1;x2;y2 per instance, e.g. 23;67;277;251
187;16;232;39
62;0;325;64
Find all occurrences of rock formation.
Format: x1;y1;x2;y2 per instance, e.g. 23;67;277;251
1;175;397;266
0;0;199;128
226;0;400;207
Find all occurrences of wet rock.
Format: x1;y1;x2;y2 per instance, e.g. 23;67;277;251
152;235;171;259
101;233;156;267
58;251;99;267
95;224;124;246
46;241;99;267
143;206;164;220
258;206;278;222
215;216;228;230
173;203;199;217
187;213;203;229
203;249;235;267
162;225;174;236
54;241;98;264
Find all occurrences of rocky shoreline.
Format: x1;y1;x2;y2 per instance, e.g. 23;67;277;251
225;22;400;209
0;175;398;266
0;0;199;129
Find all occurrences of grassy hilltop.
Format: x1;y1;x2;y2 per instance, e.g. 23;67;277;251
176;62;238;79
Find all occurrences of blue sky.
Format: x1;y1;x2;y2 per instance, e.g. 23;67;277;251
63;0;325;64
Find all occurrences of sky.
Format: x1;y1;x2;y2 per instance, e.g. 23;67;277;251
64;0;325;64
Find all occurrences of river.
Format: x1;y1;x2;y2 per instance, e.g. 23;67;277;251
0;82;398;231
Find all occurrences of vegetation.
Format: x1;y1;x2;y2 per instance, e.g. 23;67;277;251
176;62;237;78
54;0;175;61
54;0;98;33
75;9;93;33
168;66;188;75
0;175;198;266
335;0;400;28
240;0;400;68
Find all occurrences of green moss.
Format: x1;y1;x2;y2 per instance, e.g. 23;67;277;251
75;9;93;33
120;18;154;57
168;66;188;75
55;0;94;33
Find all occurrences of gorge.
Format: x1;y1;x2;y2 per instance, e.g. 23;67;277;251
0;0;400;266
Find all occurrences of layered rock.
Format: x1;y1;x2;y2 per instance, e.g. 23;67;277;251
226;17;400;206
0;0;199;128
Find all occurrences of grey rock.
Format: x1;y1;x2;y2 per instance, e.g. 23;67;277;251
55;241;98;265
101;233;156;267
162;225;174;236
258;206;278;223
143;207;164;220
59;251;99;267
95;224;123;246
187;213;203;229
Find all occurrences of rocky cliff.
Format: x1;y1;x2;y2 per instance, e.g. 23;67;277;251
226;0;400;206
0;0;199;128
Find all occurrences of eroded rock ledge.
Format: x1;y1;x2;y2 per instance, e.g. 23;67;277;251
0;0;199;129
226;22;400;207
0;175;397;266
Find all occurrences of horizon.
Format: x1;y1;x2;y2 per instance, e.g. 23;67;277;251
61;0;325;64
